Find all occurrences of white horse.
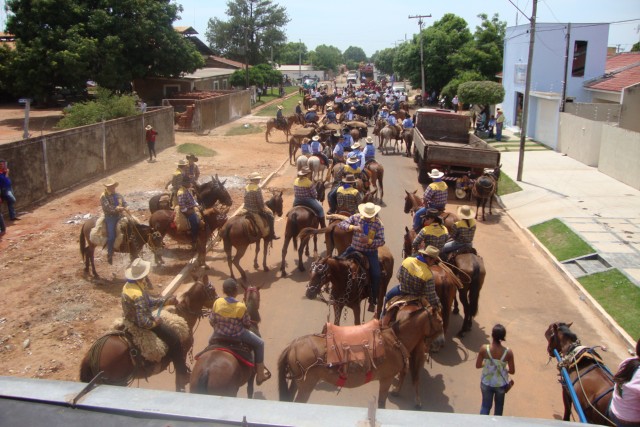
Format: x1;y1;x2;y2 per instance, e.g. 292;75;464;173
296;154;309;171
380;126;402;155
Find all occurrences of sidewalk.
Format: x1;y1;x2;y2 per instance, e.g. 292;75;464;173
497;133;640;288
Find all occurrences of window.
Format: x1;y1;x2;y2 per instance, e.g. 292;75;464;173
164;85;180;98
222;79;228;90
572;40;587;77
213;80;219;90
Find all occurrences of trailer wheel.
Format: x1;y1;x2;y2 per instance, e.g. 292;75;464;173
417;159;430;184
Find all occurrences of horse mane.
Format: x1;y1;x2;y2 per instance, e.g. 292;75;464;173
558;323;578;342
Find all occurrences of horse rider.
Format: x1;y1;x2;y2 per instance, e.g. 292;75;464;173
341;128;354;151
121;258;189;391
166;159;188;207
402;114;414;132
310;135;330;167
335;174;362;215
412;208;449;253
177;179;200;251
412;168;448;232
381;246;442;317
293;166;326;229
392;96;400;112
276;105;286;128
209;278;271;385
184;154;200;188
100;178;127;265
295;100;303;123
332;134;346;165
440;205;476;259
300;137;312;156
324;106;338;124
346;106;356;121
387;111;402;135
378;105;389;121
364;136;376;163
304;106;318;124
338;202;386;312
334;92;344;112
244;172;279;240
328;155;361;214
351;141;366;167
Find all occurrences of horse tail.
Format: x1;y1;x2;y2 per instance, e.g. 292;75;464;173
469;256;481;318
79;353;94;383
192;367;210;394
278;344;293;401
298;226;329;241
222;223;233;256
79;225;87;262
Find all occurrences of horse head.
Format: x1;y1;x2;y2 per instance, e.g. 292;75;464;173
243;285;261;324
313;180;326;203
266;191;284;217
198;175;232;208
403;189;419;214
545;321;575;357
306;257;330;299
176;275;218;327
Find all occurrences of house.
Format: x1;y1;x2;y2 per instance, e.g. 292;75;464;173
276;65;327;83
501;22;609;149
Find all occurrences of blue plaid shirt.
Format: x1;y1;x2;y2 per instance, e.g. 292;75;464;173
210;297;251;337
121;280;164;329
338;214;385;252
293;177;317;200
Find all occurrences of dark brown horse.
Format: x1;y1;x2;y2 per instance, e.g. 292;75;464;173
278;305;443;408
79;275;217;391
403;189;459;230
190;285;262;398
221;192;284;282
401;128;413;157
364;161;384;201
148;175;232;213
298;217;353;258
280;182;326;276
79;217;163;277
544;322;615;425
472;165;501;221
265;115;297;143
305;246;394;323
149;205;228;267
450;252;486;336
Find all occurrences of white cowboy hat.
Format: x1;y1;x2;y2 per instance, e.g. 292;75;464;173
382;106;389;110
327;106;333;111
457;205;475;219
428;169;444;179
418;245;440;259
124;258;151;281
247;172;262;181
455;188;467;199
145;125;153;131
102;178;118;188
351;141;361;149
358;202;381;218
346;156;359;165
277;105;283;109
365;136;374;144
312;135;320;141
298;101;302;104
298;166;312;176
390;111;396;115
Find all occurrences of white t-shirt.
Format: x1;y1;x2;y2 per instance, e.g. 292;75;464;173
610;359;640;423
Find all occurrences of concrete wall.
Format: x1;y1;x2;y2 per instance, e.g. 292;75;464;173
565;102;621;123
599;125;640;189
558;113;602;166
191;90;251;133
0;108;175;208
620;83;640;132
532;96;561;149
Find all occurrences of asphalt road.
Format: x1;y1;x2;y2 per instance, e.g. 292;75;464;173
141;144;631;420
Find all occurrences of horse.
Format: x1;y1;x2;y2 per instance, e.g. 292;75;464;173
221;192;284;282
148;175;232;213
364;161;384;201
280;181;326;277
79;217;163;277
149;205;228;267
190;285;262;398
79;275;218;391
265;115;296;143
305;246;394;324
544;322;615;425
472;165;501;221
380;126;402;155
278;304;443;409
450;252;485;336
401;128;414;157
403;189;459;230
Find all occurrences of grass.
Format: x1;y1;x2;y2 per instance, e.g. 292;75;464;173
225;123;264;136
497;171;522;196
255;86;301;117
578;269;640;339
177;143;217;157
529;219;595;262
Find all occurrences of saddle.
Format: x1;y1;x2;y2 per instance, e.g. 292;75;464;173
196;337;255;367
559;345;606;371
172;205;204;233
381;295;430;327
325;319;384;373
240;211;269;240
89;215;132;249
444;246;477;263
311;153;327;166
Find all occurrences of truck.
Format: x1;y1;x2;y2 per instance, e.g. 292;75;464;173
413;108;501;184
346;71;358;84
358;63;375;83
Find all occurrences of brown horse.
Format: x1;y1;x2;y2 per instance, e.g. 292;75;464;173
148;175;232;213
403;189;459;230
473;165;501;221
401;128;413;157
305;246;394;323
450;252;486;336
79;275;217;391
221;192;284;282
190;285;262;398
544;322;615;425
278;305;443;408
298;217;352;258
364;161;384;201
149;205;228;267
79;217;164;277
265;115;297;143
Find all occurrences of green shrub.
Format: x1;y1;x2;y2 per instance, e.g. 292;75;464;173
56;88;137;129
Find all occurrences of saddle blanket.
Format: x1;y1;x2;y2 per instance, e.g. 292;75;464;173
238;209;269;238
89;215;138;249
173;205;203;233
325;319;384;371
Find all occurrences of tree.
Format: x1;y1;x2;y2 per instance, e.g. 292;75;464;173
343;46;367;68
229;63;282;88
457;81;505;111
372;48;396;76
451;14;506;81
276;41;308;65
205;0;290;65
631;42;640;52
5;0;203;103
441;70;484;99
309;45;343;72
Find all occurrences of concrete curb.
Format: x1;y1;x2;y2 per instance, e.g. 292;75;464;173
495;195;635;350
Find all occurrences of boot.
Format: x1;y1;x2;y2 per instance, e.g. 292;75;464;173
367;296;376;313
176;370;190;392
255;362;272;385
107;253;113;265
268;216;280;240
319;217;327;228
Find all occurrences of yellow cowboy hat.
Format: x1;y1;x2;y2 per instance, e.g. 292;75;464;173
102;178;118;188
247;172;262;181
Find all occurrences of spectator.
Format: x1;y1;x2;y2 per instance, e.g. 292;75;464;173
145;125;158;162
452;95;459;112
0;160;19;221
476;324;515;416
609;337;640;426
496;109;506;142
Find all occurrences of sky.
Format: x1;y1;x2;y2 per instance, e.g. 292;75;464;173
173;0;640;57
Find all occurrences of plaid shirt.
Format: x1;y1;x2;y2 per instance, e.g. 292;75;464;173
423;181;448;209
397;257;440;308
336;186;362;214
450;219;476;244
185;163;200;185
100;190;127;217
244;184;265;213
177;187;198;212
338;214;385;252
293;177;317;200
210;297;251;337
412;223;449;251
121;281;164;329
334;164;362;184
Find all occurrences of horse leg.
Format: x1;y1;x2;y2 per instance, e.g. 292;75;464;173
410;344;426;409
489;192;494;216
292;378;316;403
89;247;98;277
457;290;470;337
297;237;306;272
312;235;318;258
232;245;249;281
377;376;394;409
280;235;291;277
253;240;261;270
562;390;572;421
333;304;343;326
453;294;460;314
261;238;269;272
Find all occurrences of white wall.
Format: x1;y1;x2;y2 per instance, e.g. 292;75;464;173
599;125;640;189
533;96;561;149
558;113;602;166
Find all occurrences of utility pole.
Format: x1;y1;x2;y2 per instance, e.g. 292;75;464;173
516;0;537;182
409;14;432;100
561;23;571;113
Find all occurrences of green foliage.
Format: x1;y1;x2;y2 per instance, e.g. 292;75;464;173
255;87;300;116
441;70;484;99
372;48;396;76
56;88;137;129
458;81;505;107
176;143;217;157
229;63;282;89
205;0;290;65
276;41;308;65
632;42;640;52
343;46;367;64
529;219;595;262
496;171;522;196
226;123;263;136
310;45;343;72
0;45;16;94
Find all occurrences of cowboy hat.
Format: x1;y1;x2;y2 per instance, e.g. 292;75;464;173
102;178;118;188
145;125;153;131
422;208;441;221
312;135;320;141
358;202;381;218
298;166;312;176
457;205;475;219
390;111;396;115
418;245;440;259
428;168;444;179
382;106;389;110
247;172;262;181
350;106;356;111
342;174;356;184
277;105;283;109
351;141;361;149
327;106;333;111
346;156;359;165
455;188;467;199
176;159;188;167
298;101;302;104
124;258;151;281
186;154;199;162
365;136;373;144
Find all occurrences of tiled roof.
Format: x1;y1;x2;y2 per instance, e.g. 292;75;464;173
585;53;640;93
210;56;245;69
605;52;640;73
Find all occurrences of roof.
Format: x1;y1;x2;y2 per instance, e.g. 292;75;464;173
180;68;235;80
585;52;640;93
210;56;245;69
604;52;640;73
277;65;316;71
174;26;199;36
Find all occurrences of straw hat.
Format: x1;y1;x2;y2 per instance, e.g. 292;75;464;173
145;125;153;131
351;141;361;149
390;111;396;115
312;135;320;141
350;106;356;111
298;166;311;176
277;105;283;110
358;202;381;218
124;258;151;281
428;168;444;179
457;205;475;220
455;188;467;199
102;178;118;188
176;159;188;167
247;172;262;181
346;156;359;165
418;245;440;259
327;106;333;111
365;136;373;144
298;101;302;104
342;174;357;184
382;106;388;111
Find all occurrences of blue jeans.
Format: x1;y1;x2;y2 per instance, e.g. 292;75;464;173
480;382;506;416
441;240;471;256
327;187;338;212
214;330;264;363
294;198;324;219
340;246;381;301
186;211;200;244
104;215;120;256
381;284;403;316
1;189;16;220
496;122;503;141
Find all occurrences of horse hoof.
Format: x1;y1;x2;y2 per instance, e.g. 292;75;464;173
452;308;460;315
298;265;305;272
414;403;423;410
281;270;288;277
263;266;270;272
391;388;400;396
